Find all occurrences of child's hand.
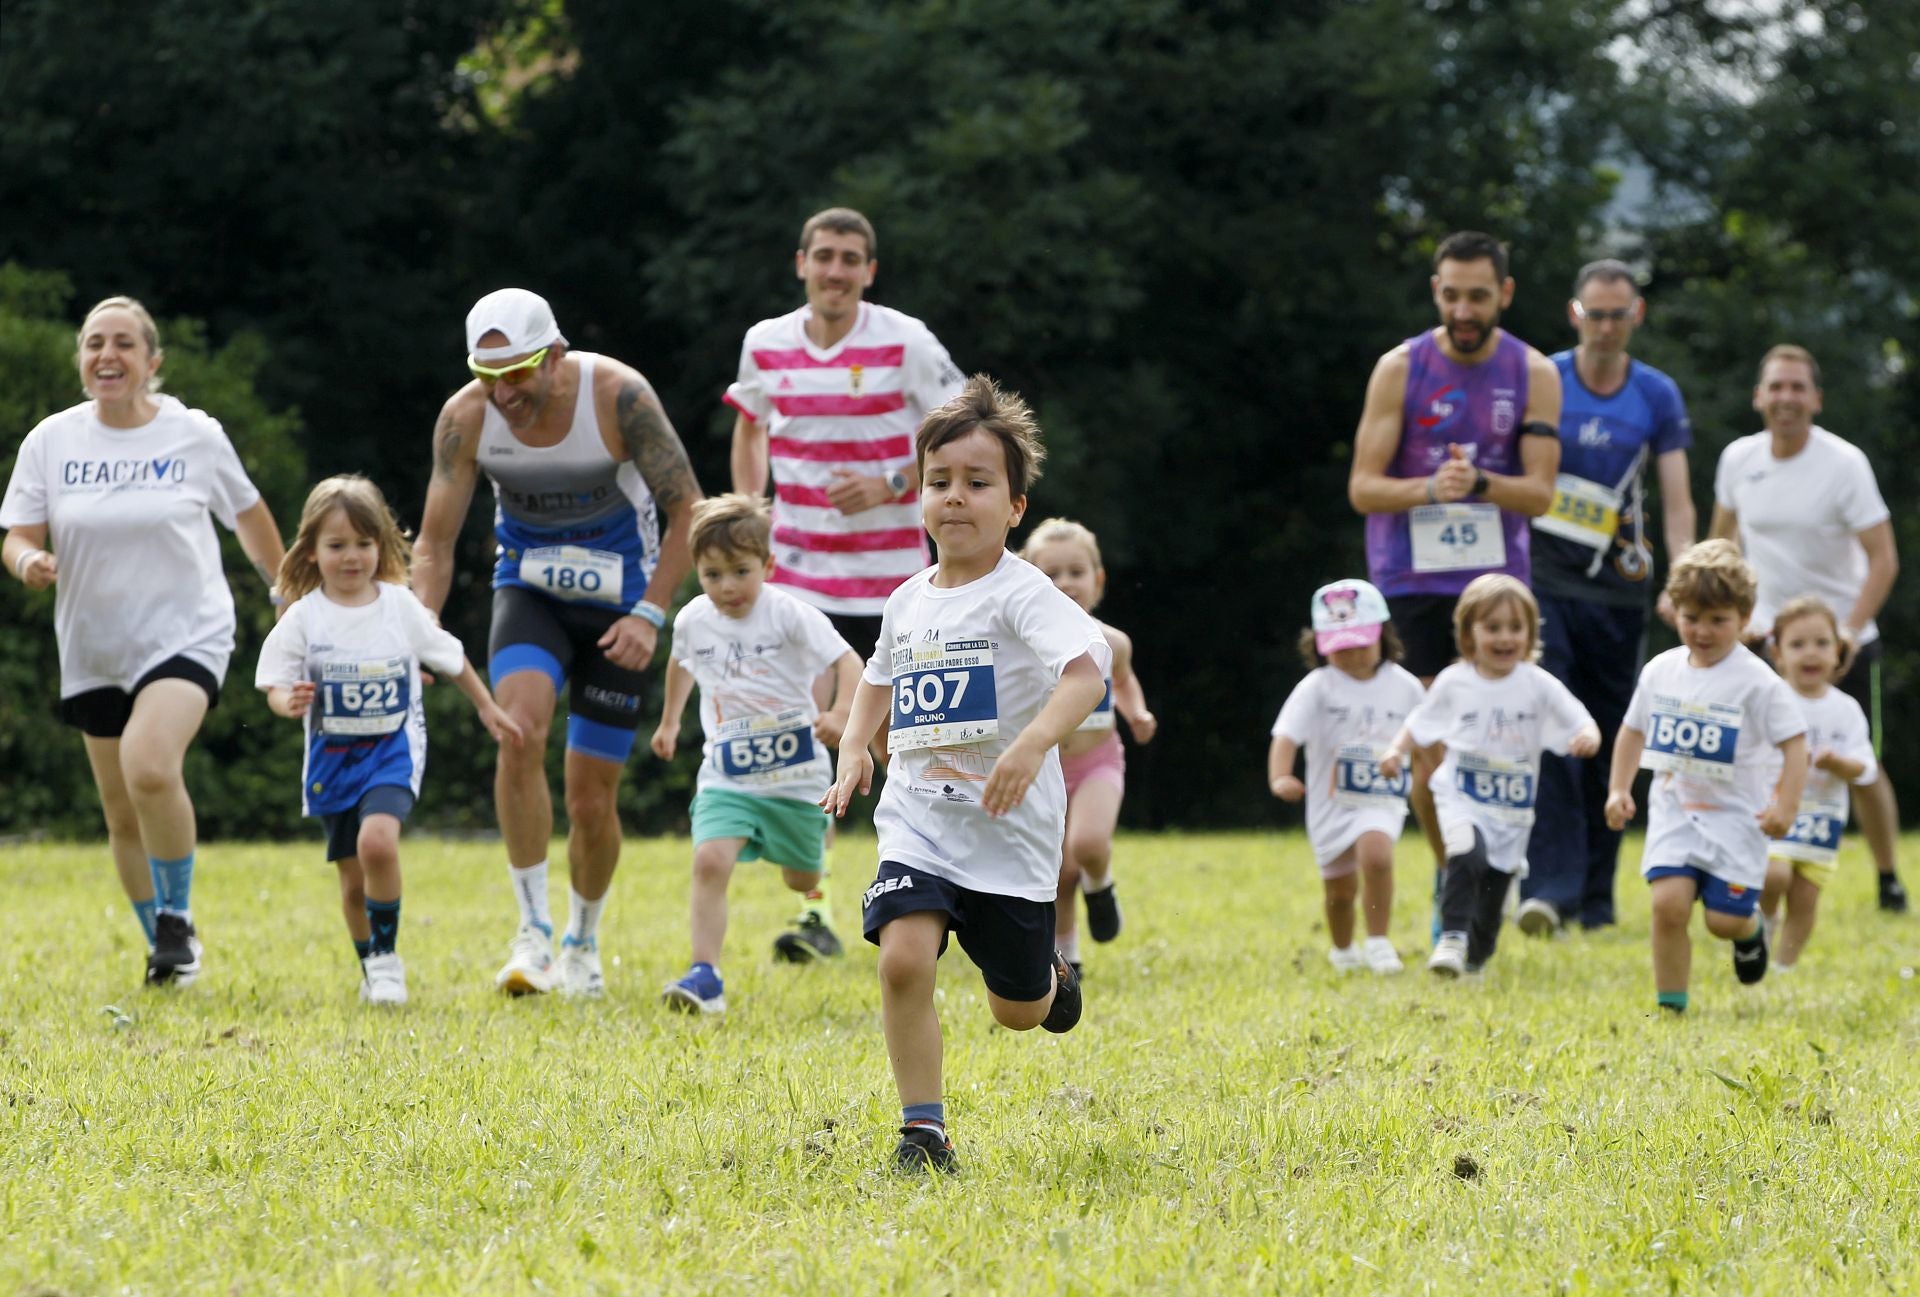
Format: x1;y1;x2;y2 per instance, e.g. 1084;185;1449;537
1812;747;1843;774
1271;774;1305;802
981;741;1043;817
1377;748;1406;781
1604;789;1634;831
814;710;848;750
820;748;874;817
481;702;525;747
1568;724;1602;759
1756;798;1794;838
649;723;679;761
284;681;316;718
1128;710;1158;744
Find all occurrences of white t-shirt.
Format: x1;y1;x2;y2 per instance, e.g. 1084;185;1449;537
1;397;262;695
863;551;1111;901
1713;427;1891;642
1769;685;1877;866
1625;644;1807;887
1408;661;1595;874
724;302;963;615
670;584;854;802
255;583;468;817
1271;662;1426;865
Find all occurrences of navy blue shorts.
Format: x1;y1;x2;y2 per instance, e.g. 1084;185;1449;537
861;861;1056;1002
320;785;416;863
1644;864;1760;918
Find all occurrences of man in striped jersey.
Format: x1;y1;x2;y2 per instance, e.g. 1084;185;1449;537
727;207;964;959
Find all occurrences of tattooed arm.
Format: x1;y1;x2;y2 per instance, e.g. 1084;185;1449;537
594;372;704;671
413;393;483;616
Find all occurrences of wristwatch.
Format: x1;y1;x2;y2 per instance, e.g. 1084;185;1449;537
886;468;911;495
1472;469;1489;497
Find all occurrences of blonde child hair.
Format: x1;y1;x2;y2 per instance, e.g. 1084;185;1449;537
1451;573;1541;663
1665;539;1757;616
276;474;413;601
1770;595;1856;682
689;493;773;562
1021;518;1103;608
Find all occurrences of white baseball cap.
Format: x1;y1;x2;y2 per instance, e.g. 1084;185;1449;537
466;288;567;363
1310;579;1390;653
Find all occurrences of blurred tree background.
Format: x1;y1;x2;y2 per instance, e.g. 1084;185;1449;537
2;0;1914;837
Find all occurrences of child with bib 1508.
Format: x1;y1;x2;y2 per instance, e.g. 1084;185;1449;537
1760;596;1876;972
822;376;1109;1175
651;493;859;1016
1606;539;1807;1014
1269;579;1425;975
1019;518;1156;974
1380;574;1599;979
256;475;522;1006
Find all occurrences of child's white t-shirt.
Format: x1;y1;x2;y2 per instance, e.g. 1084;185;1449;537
670;584;854;803
1626;644;1807;887
864;551;1110;901
1271;662;1426;865
1407;661;1595;874
1768;685;1876;866
255;582;468;816
0;397;262;695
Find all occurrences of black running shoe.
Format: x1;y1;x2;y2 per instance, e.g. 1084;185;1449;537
772;912;845;963
1041;950;1082;1034
1732;924;1768;985
1083;883;1122;943
1879;874;1910;914
893;1121;957;1173
147;912;203;987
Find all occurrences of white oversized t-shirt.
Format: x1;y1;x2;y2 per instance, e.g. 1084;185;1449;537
0;397;261;695
1626;644;1807;887
1271;662;1426;865
670;584;854;803
864;552;1110;901
1713;427;1891;642
1769;685;1876;866
1408;661;1595;875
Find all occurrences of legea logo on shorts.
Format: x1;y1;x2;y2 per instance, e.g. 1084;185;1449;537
863;875;914;907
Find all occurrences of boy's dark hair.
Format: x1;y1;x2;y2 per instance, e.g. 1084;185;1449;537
1296;623;1406;672
1434;230;1509;281
915;374;1046;498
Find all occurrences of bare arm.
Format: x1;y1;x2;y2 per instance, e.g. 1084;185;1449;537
232;498;288;602
1761;732;1810;837
981;652;1108;816
451;658;524;745
820;680;892;816
648;656;697;760
266;682;314;719
815;651;863;749
412;398;483;616
1603;724;1645;829
1847;520;1899;634
596;376;706;672
730;411;769;497
1655;448;1697;563
1269;734;1303;800
1708;504;1739;544
1814;749;1868;783
1348;349;1435;515
1476;350;1562;518
2;523;56;589
1105;623;1156;742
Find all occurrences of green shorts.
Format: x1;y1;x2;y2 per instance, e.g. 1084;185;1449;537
690;787;828;874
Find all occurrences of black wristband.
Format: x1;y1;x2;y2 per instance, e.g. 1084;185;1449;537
1520;420;1558;438
1472;469;1489;497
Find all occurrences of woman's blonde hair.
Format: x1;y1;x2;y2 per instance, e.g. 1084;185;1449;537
1453;573;1541;663
1770;595;1855;683
276;475;413;601
76;296;165;395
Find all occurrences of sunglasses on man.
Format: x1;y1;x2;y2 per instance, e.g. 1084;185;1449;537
467;346;551;385
1571;301;1637;323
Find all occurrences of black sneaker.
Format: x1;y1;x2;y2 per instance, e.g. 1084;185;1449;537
893;1121;957;1173
147;912;203;987
1041;950;1082;1034
1732;923;1769;985
1879;874;1910;914
1083;883;1122;943
772;912;845;962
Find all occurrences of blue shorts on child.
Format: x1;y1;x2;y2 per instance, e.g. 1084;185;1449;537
320;785;416;862
1645;864;1759;918
690;788;827;873
861;861;1056;1002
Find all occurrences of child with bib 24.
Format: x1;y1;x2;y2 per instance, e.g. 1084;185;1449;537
821;375;1109;1174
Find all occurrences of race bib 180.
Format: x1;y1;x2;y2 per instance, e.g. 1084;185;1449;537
1641;695;1741;782
888;638;998;754
1410;502;1506;573
1452;751;1536;824
521;544;624;605
1333;743;1410;807
712;706;817;784
319;657;410;736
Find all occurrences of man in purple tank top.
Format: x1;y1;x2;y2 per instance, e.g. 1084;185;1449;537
1348;231;1563;876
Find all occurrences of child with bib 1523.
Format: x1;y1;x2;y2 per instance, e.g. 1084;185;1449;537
1379;574;1599;979
651;493;859;1016
256;475;522;1006
1605;539;1807;1013
1019;518;1156;975
1270;579;1424;974
821;375;1109;1175
1760;597;1876;972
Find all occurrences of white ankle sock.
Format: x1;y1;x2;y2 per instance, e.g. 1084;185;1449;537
565;887;605;947
509;859;552;933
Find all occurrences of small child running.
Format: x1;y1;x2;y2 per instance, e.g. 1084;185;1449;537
1021;518;1156;972
1760;596;1873;972
1606;539;1808;1013
822;375;1109;1174
256;475;521;1006
652;494;860;1015
1270;579;1425;974
1380;575;1599;978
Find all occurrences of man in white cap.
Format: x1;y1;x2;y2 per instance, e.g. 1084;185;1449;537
415;289;704;995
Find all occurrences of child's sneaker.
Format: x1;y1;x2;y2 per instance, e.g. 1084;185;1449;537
1041;951;1082;1033
1083;882;1123;943
362;952;408;1006
555;938;606;999
662;963;726;1015
1514;897;1561;937
772;912;844;962
1732;923;1769;985
1879;874;1909;914
893;1121;957;1173
1363;936;1404;975
1427;932;1468;978
1327;944;1365;972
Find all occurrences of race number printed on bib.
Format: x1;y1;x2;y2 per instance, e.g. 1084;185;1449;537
712;706;817;785
1077;679;1116;733
1453;751;1536;824
319;657;410;737
888;638;998;754
522;545;624;604
1533;473;1623;551
1778;791;1847;865
1334;742;1410;808
1410;502;1506;573
1641;696;1741;782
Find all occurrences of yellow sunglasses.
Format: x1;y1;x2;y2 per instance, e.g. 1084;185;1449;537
467;346;550;385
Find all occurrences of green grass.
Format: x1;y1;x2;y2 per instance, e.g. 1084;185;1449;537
5;830;1918;1295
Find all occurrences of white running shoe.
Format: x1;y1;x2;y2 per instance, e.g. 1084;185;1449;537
555;939;605;999
1515;897;1561;938
1364;936;1404;975
1428;932;1469;978
363;951;408;1006
1327;944;1366;972
495;923;555;996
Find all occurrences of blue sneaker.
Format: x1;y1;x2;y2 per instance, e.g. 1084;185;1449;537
662;963;726;1015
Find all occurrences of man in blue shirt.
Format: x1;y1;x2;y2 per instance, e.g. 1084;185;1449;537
1517;260;1696;933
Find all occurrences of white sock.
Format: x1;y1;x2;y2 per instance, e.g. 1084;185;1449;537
1058;932;1081;962
565;887;605;948
509;859;552;933
1081;873;1114;894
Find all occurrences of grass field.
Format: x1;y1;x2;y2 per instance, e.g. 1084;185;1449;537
5;829;1918;1295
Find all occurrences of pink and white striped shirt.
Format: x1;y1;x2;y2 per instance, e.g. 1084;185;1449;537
726;302;962;616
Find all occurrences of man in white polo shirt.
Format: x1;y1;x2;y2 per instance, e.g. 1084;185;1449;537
1711;343;1907;912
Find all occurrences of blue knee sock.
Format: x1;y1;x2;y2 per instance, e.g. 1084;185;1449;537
353;938;373;962
131;898;158;946
366;898;401;956
903;1101;946;1129
150;852;195;916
